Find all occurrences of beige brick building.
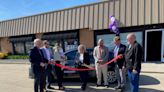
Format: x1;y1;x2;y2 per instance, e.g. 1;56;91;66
0;0;164;62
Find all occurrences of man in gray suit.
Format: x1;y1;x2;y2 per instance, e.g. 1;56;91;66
93;39;109;87
41;40;54;90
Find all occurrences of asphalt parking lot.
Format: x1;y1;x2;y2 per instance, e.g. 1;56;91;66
0;60;164;92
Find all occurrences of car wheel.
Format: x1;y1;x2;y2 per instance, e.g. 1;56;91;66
107;71;117;83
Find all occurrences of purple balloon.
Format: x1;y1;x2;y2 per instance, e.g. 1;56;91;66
109;16;119;35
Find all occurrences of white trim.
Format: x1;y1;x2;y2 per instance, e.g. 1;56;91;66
162;31;164;62
145;29;164;62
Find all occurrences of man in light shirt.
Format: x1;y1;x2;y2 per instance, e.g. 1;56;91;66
41;40;54;90
93;39;109;87
113;36;126;89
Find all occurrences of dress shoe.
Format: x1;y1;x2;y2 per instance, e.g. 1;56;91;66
104;85;109;88
81;86;86;91
47;86;55;89
59;86;65;90
96;84;101;87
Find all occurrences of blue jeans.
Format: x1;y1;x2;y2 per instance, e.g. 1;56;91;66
128;70;140;92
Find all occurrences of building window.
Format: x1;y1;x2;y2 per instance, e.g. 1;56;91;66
96;32;143;51
64;39;78;51
0;40;1;52
42;31;79;52
97;34;115;50
25;42;34;54
119;32;143;46
47;39;78;52
9;35;35;55
14;43;25;54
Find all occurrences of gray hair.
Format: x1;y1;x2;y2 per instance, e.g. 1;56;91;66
127;33;136;40
78;44;86;53
98;38;103;44
34;39;41;46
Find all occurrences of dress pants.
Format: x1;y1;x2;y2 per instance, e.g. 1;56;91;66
54;61;64;87
33;67;46;92
128;69;140;92
115;65;126;87
95;64;108;85
46;64;53;87
79;71;88;88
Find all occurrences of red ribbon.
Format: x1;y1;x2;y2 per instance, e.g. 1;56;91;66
50;55;122;71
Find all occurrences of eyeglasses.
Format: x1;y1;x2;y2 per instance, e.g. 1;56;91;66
44;43;49;45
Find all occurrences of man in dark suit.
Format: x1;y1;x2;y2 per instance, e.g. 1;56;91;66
113;36;126;89
75;45;90;90
125;33;143;92
29;39;48;92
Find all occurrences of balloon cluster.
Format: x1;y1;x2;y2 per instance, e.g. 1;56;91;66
109;16;120;35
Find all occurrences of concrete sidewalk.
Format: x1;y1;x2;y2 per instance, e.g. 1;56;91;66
1;59;164;73
0;61;164;92
141;62;164;73
139;62;164;92
1;59;164;72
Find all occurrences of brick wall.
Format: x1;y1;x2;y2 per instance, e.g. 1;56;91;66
79;29;94;48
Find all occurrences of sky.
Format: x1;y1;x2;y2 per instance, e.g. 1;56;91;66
0;0;101;21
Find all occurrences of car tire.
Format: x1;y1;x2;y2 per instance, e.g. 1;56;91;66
107;71;117;83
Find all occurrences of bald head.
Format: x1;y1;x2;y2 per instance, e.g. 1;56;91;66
34;39;42;48
127;33;136;45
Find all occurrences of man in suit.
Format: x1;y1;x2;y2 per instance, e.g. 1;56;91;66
93;39;109;87
41;40;54;89
29;39;48;92
125;33;143;92
113;36;126;89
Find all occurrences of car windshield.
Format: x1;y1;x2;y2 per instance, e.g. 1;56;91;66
65;49;94;65
65;50;77;60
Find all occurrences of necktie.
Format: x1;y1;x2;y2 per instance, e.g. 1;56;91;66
38;49;43;61
114;46;119;57
128;45;131;50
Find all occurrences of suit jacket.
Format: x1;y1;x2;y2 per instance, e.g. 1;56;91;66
93;45;109;64
29;46;48;75
114;44;126;69
125;41;143;71
75;52;90;69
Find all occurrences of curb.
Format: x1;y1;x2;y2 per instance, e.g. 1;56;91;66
0;59;30;64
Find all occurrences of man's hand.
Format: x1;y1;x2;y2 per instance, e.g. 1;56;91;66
75;60;79;63
118;54;123;59
49;59;54;64
98;59;103;63
99;60;103;62
132;69;138;74
40;62;45;67
82;63;93;69
122;66;125;69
